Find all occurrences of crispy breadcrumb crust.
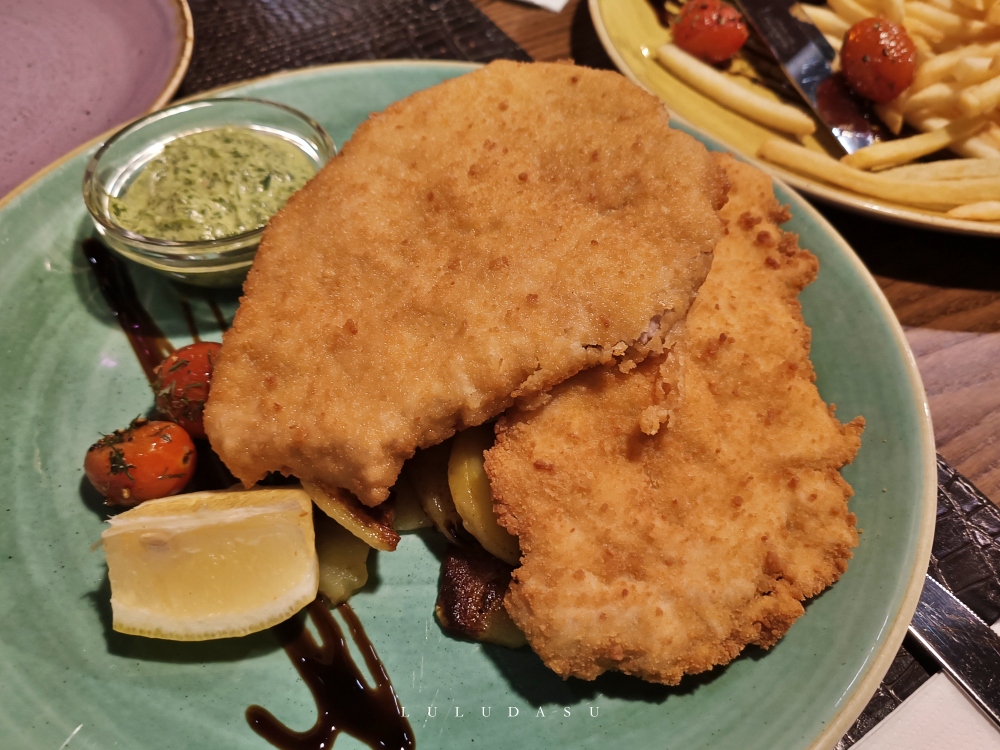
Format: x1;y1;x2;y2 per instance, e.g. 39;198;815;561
205;60;727;505
485;155;863;684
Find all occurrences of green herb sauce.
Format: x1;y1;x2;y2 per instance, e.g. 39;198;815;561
110;126;315;242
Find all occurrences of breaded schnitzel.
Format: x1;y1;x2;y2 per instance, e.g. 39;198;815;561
485;155;864;685
205;60;728;506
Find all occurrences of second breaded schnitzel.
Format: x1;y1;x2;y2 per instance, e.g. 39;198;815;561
485;155;864;685
205;61;727;506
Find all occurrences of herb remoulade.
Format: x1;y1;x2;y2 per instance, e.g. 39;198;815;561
110;126;315;242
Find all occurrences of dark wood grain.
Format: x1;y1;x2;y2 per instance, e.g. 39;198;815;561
475;0;1000;502
473;0;579;61
473;0;615;68
821;204;1000;500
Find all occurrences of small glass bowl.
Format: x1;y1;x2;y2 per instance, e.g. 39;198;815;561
83;97;335;287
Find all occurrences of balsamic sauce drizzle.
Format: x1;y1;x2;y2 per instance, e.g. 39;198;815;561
206;298;230;332
82;238;414;749
179;299;203;343
248;602;416;750
82;238;174;383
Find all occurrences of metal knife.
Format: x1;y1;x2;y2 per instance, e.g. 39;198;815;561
733;0;882;153
908;574;1000;729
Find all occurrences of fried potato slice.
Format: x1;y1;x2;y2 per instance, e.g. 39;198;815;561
448;425;519;565
403;442;463;543
315;512;371;605
391;471;433;531
435;544;526;649
304;481;399;551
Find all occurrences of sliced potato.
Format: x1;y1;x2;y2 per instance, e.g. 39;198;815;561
448;425;519;565
315;512;370;605
404;441;463;542
304;481;399;551
392;472;432;531
479;607;528;648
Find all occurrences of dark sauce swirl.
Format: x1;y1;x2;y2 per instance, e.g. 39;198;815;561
247;601;416;750
82;238;174;382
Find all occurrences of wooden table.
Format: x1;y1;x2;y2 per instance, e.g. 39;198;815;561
476;0;1000;498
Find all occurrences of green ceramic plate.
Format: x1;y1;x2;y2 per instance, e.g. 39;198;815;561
0;61;935;750
588;0;1000;237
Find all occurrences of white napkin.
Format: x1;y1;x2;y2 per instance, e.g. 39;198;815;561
851;620;1000;749
518;0;572;12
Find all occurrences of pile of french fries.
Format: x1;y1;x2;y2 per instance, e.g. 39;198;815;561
655;0;1000;221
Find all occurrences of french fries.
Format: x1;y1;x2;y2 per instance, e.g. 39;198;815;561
653;0;1000;222
903;16;946;43
797;4;852;34
879;157;1000;178
759;138;1000;205
900;81;962;114
828;0;872;23
841;116;988;168
911;42;1000;90
880;0;907;23
875;102;906;133
952;133;1000;157
953;56;999;84
960;72;1000;115
656;45;817;136
947;201;1000;218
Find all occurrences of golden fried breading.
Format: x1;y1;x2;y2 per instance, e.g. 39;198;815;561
485;155;864;685
205;61;727;506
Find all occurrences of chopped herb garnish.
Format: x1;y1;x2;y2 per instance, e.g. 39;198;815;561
108;447;135;480
109;126;315;241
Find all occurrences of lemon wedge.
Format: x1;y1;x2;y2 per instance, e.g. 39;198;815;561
102;487;318;641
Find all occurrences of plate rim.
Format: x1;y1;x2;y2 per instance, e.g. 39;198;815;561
156;0;195;111
588;0;1000;239
0;57;938;749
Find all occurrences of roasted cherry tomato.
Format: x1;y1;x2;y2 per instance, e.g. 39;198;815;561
153;341;222;439
672;0;749;64
841;18;916;103
84;418;197;506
